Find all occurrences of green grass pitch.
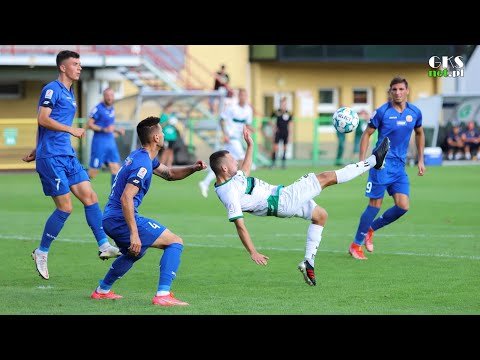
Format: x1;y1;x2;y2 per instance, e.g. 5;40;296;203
0;165;478;314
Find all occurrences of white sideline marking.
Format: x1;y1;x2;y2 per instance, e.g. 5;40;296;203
2;234;479;261
37;285;54;289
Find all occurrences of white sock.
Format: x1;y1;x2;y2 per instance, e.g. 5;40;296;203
99;242;112;251
96;286;110;294
305;224;324;267
335;155;376;184
156;290;170;297
201;169;216;186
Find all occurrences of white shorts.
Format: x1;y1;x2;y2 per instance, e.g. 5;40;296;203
277;173;322;220
224;139;245;160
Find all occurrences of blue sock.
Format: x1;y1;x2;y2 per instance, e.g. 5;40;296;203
354;205;380;245
111;174;116;187
84;203;108;246
158;243;183;292
100;254;141;289
371;205;408;231
39;209;70;251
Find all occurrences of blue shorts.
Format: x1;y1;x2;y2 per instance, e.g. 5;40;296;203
36;156;89;196
365;159;409;199
89;140;121;169
103;215;167;257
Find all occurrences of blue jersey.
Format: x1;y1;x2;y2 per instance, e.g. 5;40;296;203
89;102;115;143
36;80;77;159
369;102;422;164
103;148;160;220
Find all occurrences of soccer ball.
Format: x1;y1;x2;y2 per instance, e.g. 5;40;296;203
332;107;359;134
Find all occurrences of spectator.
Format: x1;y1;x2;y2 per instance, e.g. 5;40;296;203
159;102;179;167
354;109;369;155
270;97;293;169
210;64;231;113
446;121;464;160
461;120;480;160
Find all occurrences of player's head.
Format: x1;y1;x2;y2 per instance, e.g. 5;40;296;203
280;97;287;111
388;76;409;105
209;150;237;177
238;88;248;106
137;116;164;148
103;88;115;106
56;50;81;81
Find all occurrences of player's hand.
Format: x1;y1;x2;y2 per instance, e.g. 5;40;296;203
417;161;425;176
222;134;230;143
193;160;207;171
251;251;269;265
22;148;36;162
116;127;126;136
71;127;85;138
243;126;253;146
128;234;142;257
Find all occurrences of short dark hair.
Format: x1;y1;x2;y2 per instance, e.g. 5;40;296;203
137;116;160;145
56;50;80;69
209;150;230;175
389;76;408;89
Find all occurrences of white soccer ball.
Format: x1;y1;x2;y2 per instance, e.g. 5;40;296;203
332;107;359;134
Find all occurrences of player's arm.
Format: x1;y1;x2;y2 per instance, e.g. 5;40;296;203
38;106;84;138
240;126;254;176
359;126;376;161
414;126;425;176
120;183;142;256
232;217;269;265
86;117;107;133
22;128;38;162
153;161;207;181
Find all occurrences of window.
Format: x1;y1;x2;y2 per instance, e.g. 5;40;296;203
352;87;373;114
0;82;23;99
317;88;338;114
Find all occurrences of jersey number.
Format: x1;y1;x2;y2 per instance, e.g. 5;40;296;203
366;181;372;193
148;221;161;229
55;178;61;191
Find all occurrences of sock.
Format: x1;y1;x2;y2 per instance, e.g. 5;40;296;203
157;243;183;295
371;205;408;231
335;155;376;184
304;224;323;267
100;254;140;289
84;203;108;247
39;209;70;251
202;169;216;187
271;151;276;165
111;174;116;187
354;205;380;245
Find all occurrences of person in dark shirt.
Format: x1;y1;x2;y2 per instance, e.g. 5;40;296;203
270;97;293;169
446;121;464;160
461;120;480;160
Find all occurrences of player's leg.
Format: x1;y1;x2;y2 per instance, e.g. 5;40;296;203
91;218;142;300
68;157;120;259
367;178;409;247
32;158;74;280
296;202;327;286
88;142;104;179
271;133;280;168
105;143;122;186
281;133;289;169
147;220;188;306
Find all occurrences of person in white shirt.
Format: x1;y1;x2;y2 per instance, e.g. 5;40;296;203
199;88;254;198
209;127;390;286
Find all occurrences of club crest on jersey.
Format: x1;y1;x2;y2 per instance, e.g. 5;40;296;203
45;89;54;99
137;167;148;179
406;115;413;122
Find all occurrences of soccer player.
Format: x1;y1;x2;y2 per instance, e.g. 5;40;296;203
199;88;254;198
22;50;120;280
348;76;425;260
270;97;293;169
209;126;390;286
87;88;125;186
91;116;207;305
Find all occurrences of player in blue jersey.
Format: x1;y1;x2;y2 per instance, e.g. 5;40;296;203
87;88;125;185
348;76;425;260
22;50;121;280
91;116;207;305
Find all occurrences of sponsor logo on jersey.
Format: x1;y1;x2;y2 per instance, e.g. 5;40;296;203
406;115;413;122
137;167;147;179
